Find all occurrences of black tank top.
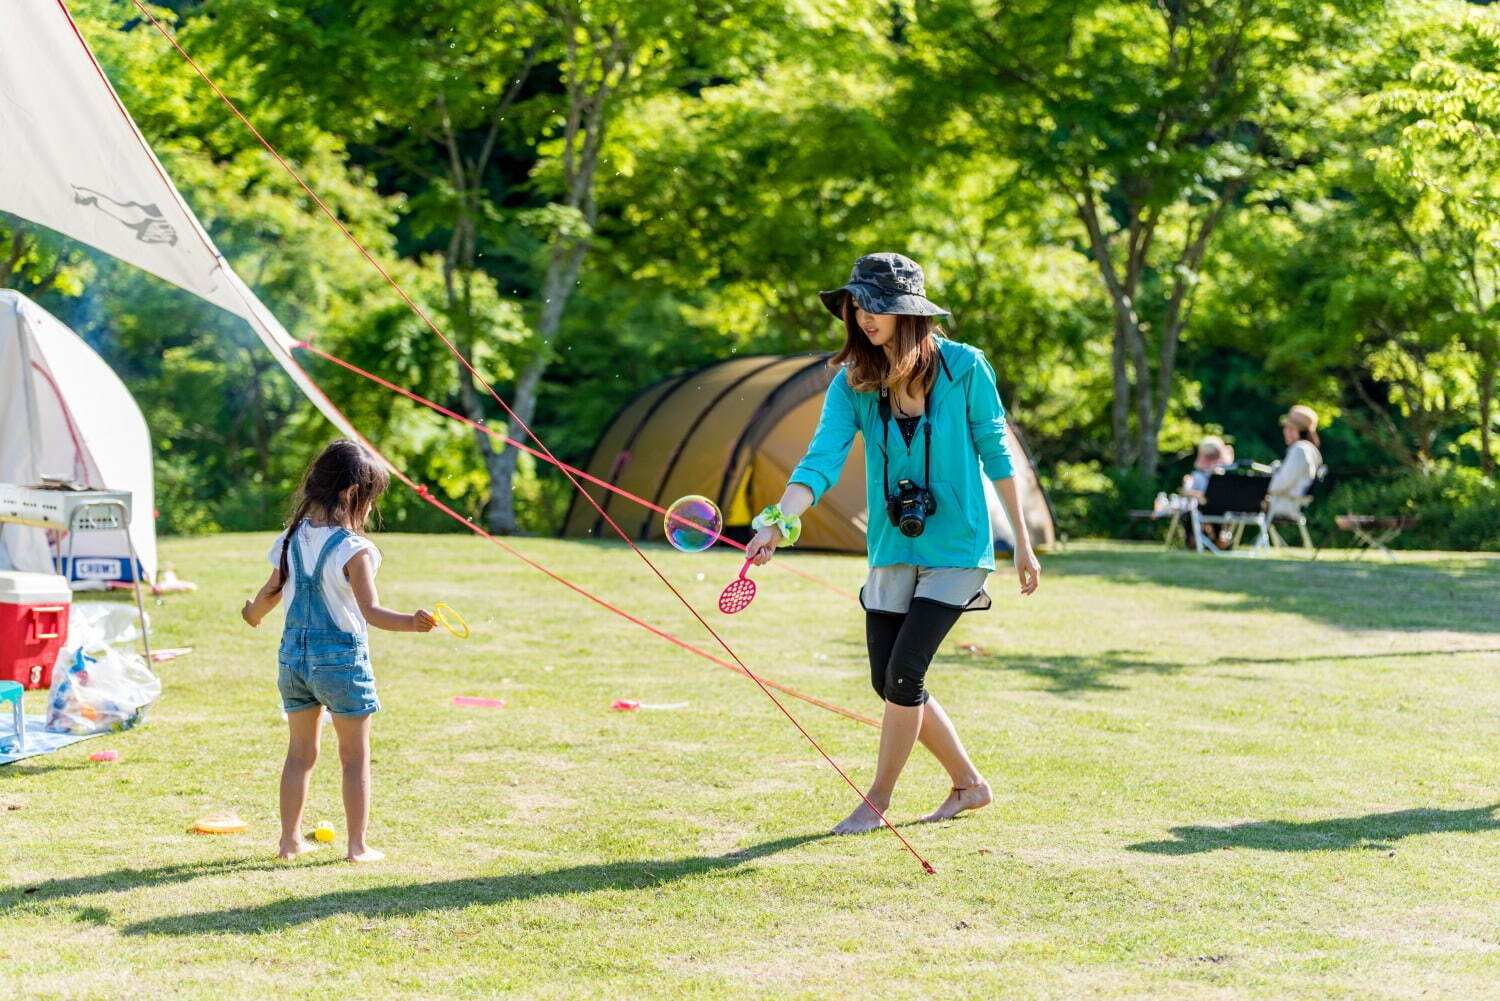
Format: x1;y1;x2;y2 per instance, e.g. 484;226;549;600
895;414;922;448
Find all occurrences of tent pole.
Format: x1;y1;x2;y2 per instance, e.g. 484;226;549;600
122;516;152;665
14;308;44;490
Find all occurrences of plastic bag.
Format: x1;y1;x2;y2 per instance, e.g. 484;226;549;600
44;604;160;735
70;603;146;647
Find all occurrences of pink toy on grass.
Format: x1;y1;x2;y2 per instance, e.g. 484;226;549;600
452;696;506;709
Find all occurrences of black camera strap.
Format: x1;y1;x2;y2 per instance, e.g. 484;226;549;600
878;377;935;500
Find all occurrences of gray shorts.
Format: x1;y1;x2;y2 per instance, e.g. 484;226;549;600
860;564;992;615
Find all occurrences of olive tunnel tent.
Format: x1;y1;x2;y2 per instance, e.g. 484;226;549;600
561;353;1057;553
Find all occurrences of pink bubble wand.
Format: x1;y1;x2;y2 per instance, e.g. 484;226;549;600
718;558;758;615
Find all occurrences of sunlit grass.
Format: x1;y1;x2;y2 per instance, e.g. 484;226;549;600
2;535;1498;1000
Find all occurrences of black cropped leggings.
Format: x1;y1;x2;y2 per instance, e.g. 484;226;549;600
865;600;965;707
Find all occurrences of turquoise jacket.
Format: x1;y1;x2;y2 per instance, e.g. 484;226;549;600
789;338;1015;571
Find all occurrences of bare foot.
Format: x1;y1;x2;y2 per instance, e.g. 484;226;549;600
346;846;385;863
277;839;318;860
831;800;890;836
921;780;993;823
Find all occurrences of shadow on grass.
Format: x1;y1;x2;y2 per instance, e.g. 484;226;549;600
1208;647;1500;667
1;857;344;908
829;633;1193;697
1129;804;1500;855
949;648;1186;695
1053;549;1500;636
1;760;95;777
944;642;1500;695
30;833;824;936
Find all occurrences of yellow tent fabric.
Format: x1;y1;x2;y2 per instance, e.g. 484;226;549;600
562;353;1056;552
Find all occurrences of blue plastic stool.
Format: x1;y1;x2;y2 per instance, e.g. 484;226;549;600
0;681;24;754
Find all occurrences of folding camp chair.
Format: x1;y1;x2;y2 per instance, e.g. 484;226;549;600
1127;503;1190;550
1268;466;1328;552
1190;474;1272;555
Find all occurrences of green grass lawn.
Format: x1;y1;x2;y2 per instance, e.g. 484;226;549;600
3;535;1499;1000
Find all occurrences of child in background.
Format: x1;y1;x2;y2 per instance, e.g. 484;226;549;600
1180;436;1228;500
241;439;435;861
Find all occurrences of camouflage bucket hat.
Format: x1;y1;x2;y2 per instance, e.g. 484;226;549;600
819;252;950;319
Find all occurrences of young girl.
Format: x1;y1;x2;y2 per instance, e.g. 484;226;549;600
747;253;1041;835
241;439;436;861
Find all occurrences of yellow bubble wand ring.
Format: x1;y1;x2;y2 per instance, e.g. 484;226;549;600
432;602;469;639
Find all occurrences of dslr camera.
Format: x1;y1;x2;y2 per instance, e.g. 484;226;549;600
886;478;937;538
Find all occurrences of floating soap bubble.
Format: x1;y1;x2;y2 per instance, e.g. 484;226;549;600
664;495;722;553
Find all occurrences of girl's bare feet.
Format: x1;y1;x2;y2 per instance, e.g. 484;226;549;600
346;846;385;863
277;839;319;860
921;780;993;822
831;798;890;836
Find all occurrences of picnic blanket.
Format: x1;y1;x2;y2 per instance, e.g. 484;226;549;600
0;715;107;765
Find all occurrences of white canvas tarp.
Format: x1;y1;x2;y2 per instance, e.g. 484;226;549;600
0;290;157;581
0;0;355;439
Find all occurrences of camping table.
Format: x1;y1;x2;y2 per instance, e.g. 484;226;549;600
0;486;151;664
1128;508;1188;550
1326;514;1419;563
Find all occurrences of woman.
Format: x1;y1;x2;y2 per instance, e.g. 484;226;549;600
1267;404;1323;520
746;253;1040;835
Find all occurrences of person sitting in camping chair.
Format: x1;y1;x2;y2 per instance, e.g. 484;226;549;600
1160;436;1232;550
1265;405;1325;549
1191;472;1273;554
1179;436;1229;501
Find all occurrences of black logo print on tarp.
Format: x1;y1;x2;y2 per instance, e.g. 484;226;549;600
71;185;178;245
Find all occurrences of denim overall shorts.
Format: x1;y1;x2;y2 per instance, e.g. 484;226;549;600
277;526;379;717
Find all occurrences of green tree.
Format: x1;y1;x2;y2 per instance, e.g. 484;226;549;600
1366;4;1500;472
197;0;854;533
16;0;470;532
1194;1;1496;474
909;0;1378;475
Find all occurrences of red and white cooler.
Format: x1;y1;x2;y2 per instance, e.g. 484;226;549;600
0;571;70;689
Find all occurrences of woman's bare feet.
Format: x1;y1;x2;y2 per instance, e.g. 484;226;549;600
831;798;891;836
346;845;385;863
921;780;993;822
277;839;319;860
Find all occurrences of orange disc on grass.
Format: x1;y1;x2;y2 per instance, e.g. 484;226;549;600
190;811;248;835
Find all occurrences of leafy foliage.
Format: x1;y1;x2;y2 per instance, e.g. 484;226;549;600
1;0;1494;547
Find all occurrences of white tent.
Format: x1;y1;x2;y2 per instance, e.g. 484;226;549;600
0;290;156;583
0;1;357;439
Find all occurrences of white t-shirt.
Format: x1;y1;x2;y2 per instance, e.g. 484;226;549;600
1268;440;1322;519
267;520;380;635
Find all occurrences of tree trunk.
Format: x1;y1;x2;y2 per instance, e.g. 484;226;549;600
485;351;546;533
1111;320;1131;471
485;20;620;533
486;234;592;533
1073;186;1147;474
1473;353;1495;476
1128;321;1156;476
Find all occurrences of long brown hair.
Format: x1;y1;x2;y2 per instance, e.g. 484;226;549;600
829;294;941;397
272;439;389;593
